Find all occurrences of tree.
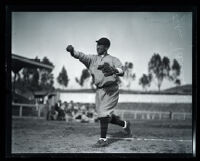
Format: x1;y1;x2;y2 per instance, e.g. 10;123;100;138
175;79;181;86
34;56;40;62
139;74;152;91
29;69;40;91
75;69;91;87
27;56;40;91
40;72;54;90
121;61;136;89
20;57;41;92
42;56;53;66
19;56;55;92
39;57;55;90
148;53;171;91
170;59;181;86
57;66;69;89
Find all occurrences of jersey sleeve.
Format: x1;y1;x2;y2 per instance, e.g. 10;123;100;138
72;51;94;68
113;57;123;69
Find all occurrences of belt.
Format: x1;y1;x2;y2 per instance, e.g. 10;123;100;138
96;82;118;89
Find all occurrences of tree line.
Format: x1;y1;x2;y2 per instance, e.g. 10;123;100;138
57;53;181;91
13;53;181;93
13;56;55;94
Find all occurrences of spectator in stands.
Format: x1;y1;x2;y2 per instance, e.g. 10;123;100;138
73;102;80;115
46;95;58;120
72;103;97;123
72;103;83;122
86;104;98;123
50;103;58;120
54;100;60;112
44;96;49;120
54;100;65;120
65;101;74;122
59;102;66;120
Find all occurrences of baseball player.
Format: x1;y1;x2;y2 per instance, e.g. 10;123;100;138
66;37;132;148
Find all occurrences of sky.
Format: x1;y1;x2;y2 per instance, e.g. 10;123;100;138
12;12;192;90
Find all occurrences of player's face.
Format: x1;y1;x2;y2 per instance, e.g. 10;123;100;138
97;44;108;55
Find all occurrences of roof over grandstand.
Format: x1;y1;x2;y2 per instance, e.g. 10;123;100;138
11;53;54;73
34;90;58;98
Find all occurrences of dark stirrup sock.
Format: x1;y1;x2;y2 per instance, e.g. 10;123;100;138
99;116;110;139
110;114;125;127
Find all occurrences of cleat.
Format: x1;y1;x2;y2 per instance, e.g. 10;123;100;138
124;121;132;137
92;139;109;148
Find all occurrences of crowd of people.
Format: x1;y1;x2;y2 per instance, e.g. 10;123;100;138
46;100;98;123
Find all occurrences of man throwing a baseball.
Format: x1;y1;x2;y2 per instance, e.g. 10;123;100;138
66;37;132;148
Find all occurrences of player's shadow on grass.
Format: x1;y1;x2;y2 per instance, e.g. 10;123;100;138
107;131;132;145
109;131;131;138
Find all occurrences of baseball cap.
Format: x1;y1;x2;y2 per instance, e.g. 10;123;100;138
96;37;110;47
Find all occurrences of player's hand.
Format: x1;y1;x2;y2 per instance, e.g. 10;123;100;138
66;45;74;55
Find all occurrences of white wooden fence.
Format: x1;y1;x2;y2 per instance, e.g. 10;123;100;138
12;103;192;120
12;103;45;119
115;109;192;121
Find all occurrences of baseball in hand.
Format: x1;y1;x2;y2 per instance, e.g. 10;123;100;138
66;45;74;53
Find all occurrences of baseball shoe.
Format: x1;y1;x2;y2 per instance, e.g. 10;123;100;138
124;121;132;137
92;139;109;148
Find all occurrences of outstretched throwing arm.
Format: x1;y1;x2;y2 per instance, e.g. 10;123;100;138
66;45;92;68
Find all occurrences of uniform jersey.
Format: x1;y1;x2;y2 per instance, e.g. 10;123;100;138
72;51;123;88
72;51;123;118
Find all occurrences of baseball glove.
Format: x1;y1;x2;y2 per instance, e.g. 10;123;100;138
97;62;117;77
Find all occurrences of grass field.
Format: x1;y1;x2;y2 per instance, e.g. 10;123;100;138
12;118;193;154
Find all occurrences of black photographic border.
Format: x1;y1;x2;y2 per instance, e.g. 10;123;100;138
1;0;198;159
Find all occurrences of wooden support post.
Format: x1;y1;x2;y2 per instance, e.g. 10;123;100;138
36;99;38;111
171;113;174;120
19;106;22;117
147;113;150;120
152;114;155;120
13;73;16;94
133;113;135;120
38;105;40;118
141;113;145;120
159;113;162;120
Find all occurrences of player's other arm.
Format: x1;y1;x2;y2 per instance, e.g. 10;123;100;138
115;67;124;77
113;57;124;77
109;66;124;76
